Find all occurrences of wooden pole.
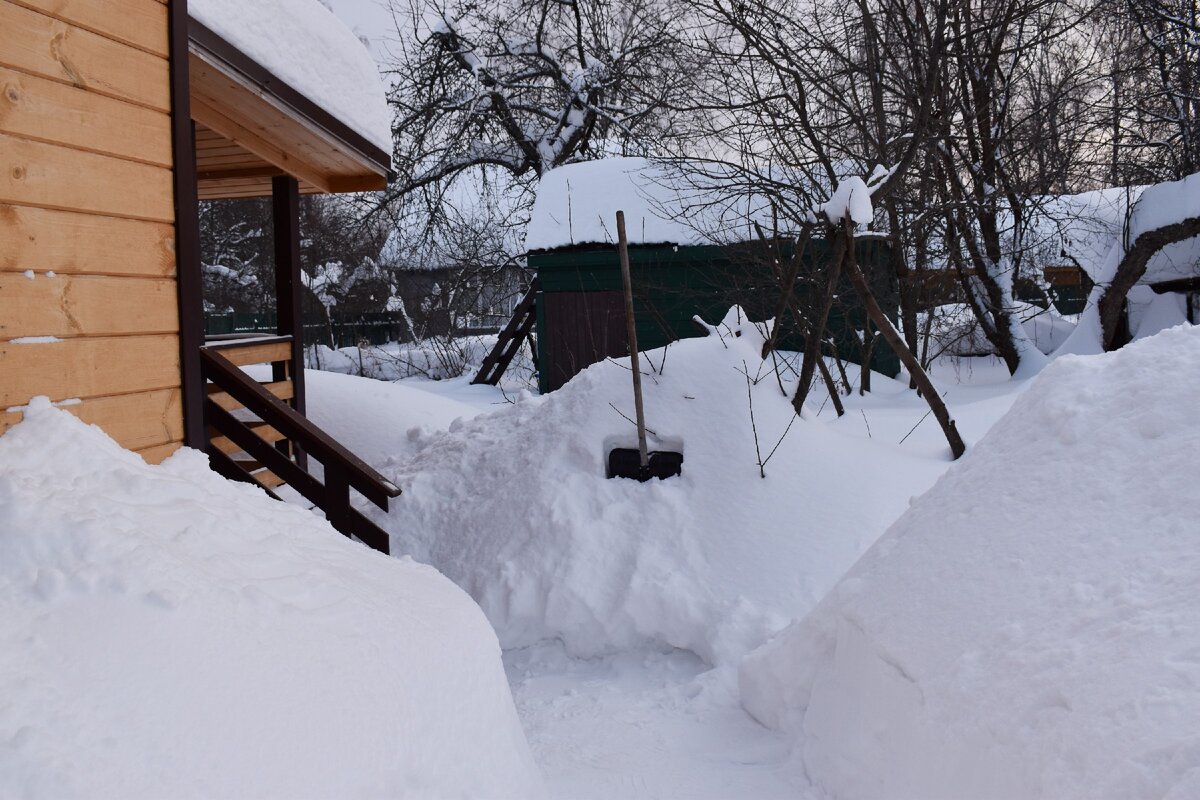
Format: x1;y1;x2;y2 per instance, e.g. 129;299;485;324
616;211;649;468
273;175;307;467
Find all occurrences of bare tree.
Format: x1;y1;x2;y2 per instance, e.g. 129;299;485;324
1125;0;1200;180
383;0;686;199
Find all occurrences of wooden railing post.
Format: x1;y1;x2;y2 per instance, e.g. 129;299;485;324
324;465;351;538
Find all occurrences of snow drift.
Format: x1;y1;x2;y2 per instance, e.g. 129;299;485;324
740;324;1200;799
0;401;541;799
377;309;948;666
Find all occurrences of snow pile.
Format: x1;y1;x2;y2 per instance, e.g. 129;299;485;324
190;0;392;152
0;401;541;799
740;324;1200;800
525;158;774;250
377;309;948;666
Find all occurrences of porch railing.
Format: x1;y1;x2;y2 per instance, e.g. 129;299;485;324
200;337;399;554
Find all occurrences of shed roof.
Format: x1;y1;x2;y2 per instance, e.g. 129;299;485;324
1028;178;1200;288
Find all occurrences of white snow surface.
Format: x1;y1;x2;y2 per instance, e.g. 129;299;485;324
526;158;774;250
740;324;1200;800
0;400;541;799
190;0;393;152
371;309;950;666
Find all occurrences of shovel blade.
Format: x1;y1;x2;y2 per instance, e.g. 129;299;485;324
606;448;683;481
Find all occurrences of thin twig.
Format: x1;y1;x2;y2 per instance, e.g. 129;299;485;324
608;402;658;437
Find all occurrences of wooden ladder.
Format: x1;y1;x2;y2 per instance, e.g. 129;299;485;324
472;278;540;386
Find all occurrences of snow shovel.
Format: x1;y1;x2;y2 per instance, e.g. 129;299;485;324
606;210;683;482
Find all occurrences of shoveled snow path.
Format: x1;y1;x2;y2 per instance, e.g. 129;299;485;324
505;643;810;800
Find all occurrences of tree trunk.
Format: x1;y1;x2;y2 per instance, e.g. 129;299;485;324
793;228;848;413
1099;215;1200;350
842;225;966;459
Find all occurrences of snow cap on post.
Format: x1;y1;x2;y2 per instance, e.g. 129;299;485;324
821;177;873;225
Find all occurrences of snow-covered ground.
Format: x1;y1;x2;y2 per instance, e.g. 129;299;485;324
7;310;1196;797
298;315;1036;799
740;324;1200;799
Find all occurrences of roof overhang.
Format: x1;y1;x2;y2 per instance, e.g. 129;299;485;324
188;20;393;201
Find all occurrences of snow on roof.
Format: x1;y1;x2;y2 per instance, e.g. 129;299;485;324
1024;187;1139;280
190;0;393;153
525;158;775;251
741;323;1200;799
1027;177;1200;286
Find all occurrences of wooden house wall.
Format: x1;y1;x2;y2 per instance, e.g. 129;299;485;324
0;0;182;464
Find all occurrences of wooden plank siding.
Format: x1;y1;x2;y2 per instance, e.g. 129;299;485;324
0;0;182;462
0;273;179;339
0;1;170;111
0;67;174;167
0;133;175;221
0;387;182;450
0;335;181;407
0;204;175;278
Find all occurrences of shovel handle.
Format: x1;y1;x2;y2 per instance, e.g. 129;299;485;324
616;211;649;469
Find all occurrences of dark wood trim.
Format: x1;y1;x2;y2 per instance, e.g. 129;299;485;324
188;19;393;180
170;0;206;449
206;401;390;553
273;175;307;467
1150;277;1200;294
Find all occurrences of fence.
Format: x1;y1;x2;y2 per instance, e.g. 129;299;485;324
205;311;505;348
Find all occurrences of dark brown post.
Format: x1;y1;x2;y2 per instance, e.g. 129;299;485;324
273;175;307;466
272;175;305;412
168;0;206;449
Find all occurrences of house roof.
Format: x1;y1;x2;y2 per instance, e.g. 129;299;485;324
187;0;392;200
1027;178;1200;288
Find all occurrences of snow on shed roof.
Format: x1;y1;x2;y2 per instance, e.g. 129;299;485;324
1031;176;1200;287
190;0;392;153
525;158;776;252
1024;187;1139;280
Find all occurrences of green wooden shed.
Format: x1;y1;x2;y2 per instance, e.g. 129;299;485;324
530;238;900;393
524;157;900;393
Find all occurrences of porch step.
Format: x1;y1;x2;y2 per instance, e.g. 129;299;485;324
208;421;287;455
